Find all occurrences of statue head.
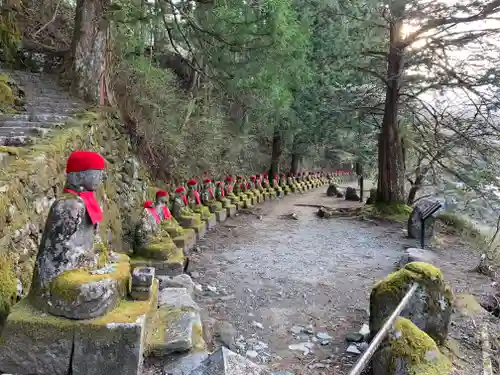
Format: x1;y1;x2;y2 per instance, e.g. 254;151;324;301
203;178;213;190
225;176;234;186
65;151;106;191
155;190;169;204
187;179;198;192
175;187;186;198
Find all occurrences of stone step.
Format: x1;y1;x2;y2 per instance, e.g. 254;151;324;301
0;113;72;123
0;127;49;137
0;120;64;128
24;105;84;113
0;135;31;146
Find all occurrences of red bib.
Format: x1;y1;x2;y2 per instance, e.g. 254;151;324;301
193;191;201;205
162;206;172;220
208;188;215;200
64;189;103;225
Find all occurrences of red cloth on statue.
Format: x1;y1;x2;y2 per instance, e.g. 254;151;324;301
162;206;172;220
144;201;160;223
64;188;103;224
208;188;215;200
193;191;201;205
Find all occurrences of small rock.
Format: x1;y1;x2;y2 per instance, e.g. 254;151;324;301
290;326;304;335
288;342;313;355
346;344;361;355
246;350;259;359
320;340;330;346
345;332;364;343
206;285;218;294
214;321;237;350
359;323;370;339
316;332;332;340
190;271;200;278
252;321;264;329
272;372;295;375
253;341;268;351
303;325;314;334
310;363;327;369
358;342;369;352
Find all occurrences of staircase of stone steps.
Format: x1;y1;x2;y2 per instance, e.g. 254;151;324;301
0;68;88;147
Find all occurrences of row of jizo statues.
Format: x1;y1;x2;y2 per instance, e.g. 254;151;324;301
0;151;345;375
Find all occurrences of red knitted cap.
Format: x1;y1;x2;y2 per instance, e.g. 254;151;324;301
156;190;168;198
144;201;154;208
175;187;185;193
66;151;105;173
225;176;234;182
250;176;256;180
187;179;197;186
203;179;212;184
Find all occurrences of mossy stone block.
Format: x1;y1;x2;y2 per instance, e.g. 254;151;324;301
206;214;217;229
215;209;227;223
370;262;453;345
189;222;207;240
226;205;237;217
131;247;185;276
243;199;253;208
372;317;452;375
0;299;74;375
72;280;158;375
173;230;196;252
136;240;179;261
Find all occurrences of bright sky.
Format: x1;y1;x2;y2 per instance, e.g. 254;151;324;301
402;8;500;107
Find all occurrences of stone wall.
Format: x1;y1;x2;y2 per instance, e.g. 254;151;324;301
0;110;151;322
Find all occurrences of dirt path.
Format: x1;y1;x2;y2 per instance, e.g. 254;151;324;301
188;186;499;375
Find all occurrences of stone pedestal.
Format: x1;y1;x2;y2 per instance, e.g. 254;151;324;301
0;280;158;375
215;209;227;222
243;199;252;208
226;205;237;217
131;246;185;276
206;214;217;230
172;229;196;253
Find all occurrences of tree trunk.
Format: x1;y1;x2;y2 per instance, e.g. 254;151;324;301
269;128;282;177
406;174;423;205
290;153;300;174
71;0;110;102
376;16;406;204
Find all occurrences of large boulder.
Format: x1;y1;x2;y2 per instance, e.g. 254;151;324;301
372;317;452;375
369;262;453;345
365;188;377;205
345;187;360;201
397;248;437;269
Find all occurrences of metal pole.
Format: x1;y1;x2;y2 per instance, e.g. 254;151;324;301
348;283;419;375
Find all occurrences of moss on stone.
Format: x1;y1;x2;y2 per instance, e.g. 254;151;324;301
0;146;19;156
373;262;444;296
50;261;130;301
192;321;206;351
0;252;17;324
390;317;452;375
365;203;413;223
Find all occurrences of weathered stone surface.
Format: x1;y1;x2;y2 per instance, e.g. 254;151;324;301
130;286;152;301
189;347;272;375
132;266;155;287
214;320;237;350
72;315;147;375
0;300;74;375
345;187;360;201
226;206;237;217
372;317;451;375
163;350;210;375
41;260;130;320
370;262;453;345
131;253;185;277
398;248;437;269
206;214;217;229
149;310;198;355
158;274;195;296
215;209;228;223
158;287;200;311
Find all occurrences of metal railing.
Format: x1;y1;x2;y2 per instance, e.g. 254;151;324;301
347;283;419;375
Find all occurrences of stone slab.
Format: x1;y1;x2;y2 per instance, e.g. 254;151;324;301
226;206;237;217
132;266;155;287
158;288;200;311
158;274;195;297
149;310;197;356
72;314;147;375
163;350;210;375
189;347;272;375
173;231;196;252
215;209;227;223
206;214;217;230
0;300;74;375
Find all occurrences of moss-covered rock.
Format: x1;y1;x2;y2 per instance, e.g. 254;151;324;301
0;252;17;324
370;262;453;345
372;317;452;375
